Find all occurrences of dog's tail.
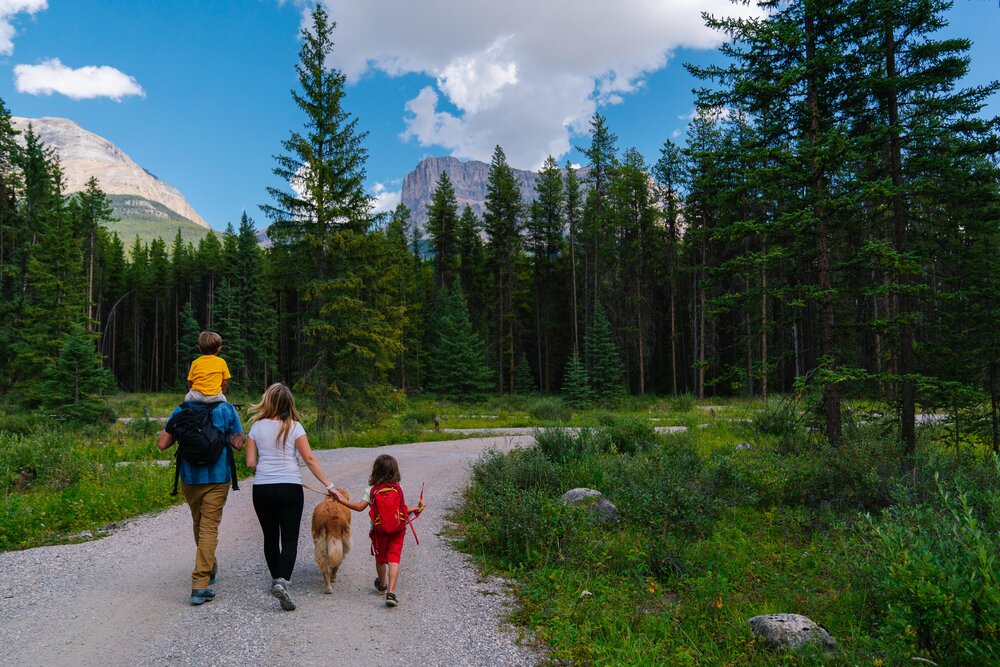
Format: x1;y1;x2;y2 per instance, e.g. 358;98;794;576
314;526;330;572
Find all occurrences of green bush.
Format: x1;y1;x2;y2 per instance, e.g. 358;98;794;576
867;468;1000;665
0;432;86;491
528;397;572;422
751;399;804;443
668;392;696;413
399;408;435;432
601;416;657;455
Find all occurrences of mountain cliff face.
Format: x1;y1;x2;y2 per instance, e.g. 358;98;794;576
11;116;209;229
400;156;589;229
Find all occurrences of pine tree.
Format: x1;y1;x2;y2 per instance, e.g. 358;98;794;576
528;155;564;392
426;170;459;289
426;281;491;398
457;204;487;327
177;300;201;384
73;177;116;329
0;98;23;389
585;300;625;401
564;161;583;352
653;139;683;396
514;355;537;394
12;127;85;402
561;347;593;407
580;114;618;313
40;325;114;423
483;145;522;394
611;147;657;395
261;5;402;425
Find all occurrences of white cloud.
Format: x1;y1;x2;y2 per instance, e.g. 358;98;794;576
14;58;145;101
0;0;46;55
371;182;401;214
312;0;760;169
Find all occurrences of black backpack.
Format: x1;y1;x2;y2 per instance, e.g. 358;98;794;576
165;402;239;496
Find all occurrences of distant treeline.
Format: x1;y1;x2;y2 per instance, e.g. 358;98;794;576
1;2;998;446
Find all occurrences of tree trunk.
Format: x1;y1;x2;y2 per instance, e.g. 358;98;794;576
885;23;916;456
990;360;999;454
760;265;768;401
698;241;706;399
635;275;645;395
746;275;754;400
806;5;840;446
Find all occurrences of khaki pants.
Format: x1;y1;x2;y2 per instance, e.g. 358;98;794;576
181;482;230;589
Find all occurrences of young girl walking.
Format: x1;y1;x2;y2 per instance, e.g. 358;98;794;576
335;454;424;607
245;383;338;611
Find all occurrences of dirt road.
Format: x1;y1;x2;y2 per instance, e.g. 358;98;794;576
0;436;538;667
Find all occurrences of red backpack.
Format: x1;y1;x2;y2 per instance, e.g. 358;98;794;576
369;482;408;536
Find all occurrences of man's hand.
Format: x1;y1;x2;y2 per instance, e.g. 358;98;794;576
156;430;175;451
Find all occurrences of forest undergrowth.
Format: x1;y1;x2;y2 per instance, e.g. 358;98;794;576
456;409;1000;666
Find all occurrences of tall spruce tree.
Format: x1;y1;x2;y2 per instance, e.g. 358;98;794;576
483;145;522;394
41;325;113;423
561;347;593;406
426;281;491;398
528;155;564;391
585;300;625;402
426;170;459;289
12;127;85;402
0;98;23;389
261;5;402;425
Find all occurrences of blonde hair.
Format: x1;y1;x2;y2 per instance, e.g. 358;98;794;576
248;383;301;448
198;331;223;354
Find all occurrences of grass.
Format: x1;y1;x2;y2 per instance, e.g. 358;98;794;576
456;415;1000;665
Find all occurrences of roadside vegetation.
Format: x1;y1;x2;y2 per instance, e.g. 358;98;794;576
457;408;1000;665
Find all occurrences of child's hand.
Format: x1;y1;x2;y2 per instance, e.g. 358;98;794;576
416;501;426;514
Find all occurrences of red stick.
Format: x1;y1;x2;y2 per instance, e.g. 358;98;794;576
407;482;424;545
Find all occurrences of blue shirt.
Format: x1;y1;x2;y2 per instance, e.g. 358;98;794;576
167;402;244;485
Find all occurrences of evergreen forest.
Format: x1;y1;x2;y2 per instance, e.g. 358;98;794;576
0;1;997;451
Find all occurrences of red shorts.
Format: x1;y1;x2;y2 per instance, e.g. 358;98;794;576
370;529;405;564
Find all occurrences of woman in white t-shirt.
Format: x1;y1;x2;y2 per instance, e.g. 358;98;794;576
245;383;337;612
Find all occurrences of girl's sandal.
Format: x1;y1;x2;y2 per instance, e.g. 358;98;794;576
385;592;398;607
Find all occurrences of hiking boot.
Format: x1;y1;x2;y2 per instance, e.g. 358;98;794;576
373;577;388;595
190;589;215;605
209;565;218;586
385;592;398;608
271;578;296;611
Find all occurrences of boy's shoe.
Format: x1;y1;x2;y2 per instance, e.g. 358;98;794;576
373;577;388;595
385;592;398;608
209;565;218;586
271;578;296;611
190;589;215;605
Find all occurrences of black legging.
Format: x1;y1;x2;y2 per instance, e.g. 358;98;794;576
252;483;304;581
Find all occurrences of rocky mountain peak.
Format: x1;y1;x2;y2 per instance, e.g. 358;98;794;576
10;116;209;229
401;156;589;229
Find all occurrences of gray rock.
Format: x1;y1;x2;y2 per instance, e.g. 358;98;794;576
401;156;591;231
748;614;836;651
735;442;752;450
561;488;619;522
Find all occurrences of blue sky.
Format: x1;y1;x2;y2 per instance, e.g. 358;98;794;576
0;0;997;231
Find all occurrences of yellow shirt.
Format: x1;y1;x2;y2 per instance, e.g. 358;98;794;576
187;355;231;396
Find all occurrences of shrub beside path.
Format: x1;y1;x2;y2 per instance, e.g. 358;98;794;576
0;436;539;667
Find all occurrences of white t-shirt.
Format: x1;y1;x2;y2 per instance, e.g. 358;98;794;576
248;418;307;485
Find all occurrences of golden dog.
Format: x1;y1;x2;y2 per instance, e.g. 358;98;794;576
311;490;352;594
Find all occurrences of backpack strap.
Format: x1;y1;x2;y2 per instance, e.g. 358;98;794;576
227;444;239;492
171;451;181;497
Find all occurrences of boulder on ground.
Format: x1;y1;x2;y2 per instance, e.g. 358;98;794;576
748;614;836;651
560;488;619;522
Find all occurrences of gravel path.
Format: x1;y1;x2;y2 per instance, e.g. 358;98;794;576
0;436;540;667
438;425;688;435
